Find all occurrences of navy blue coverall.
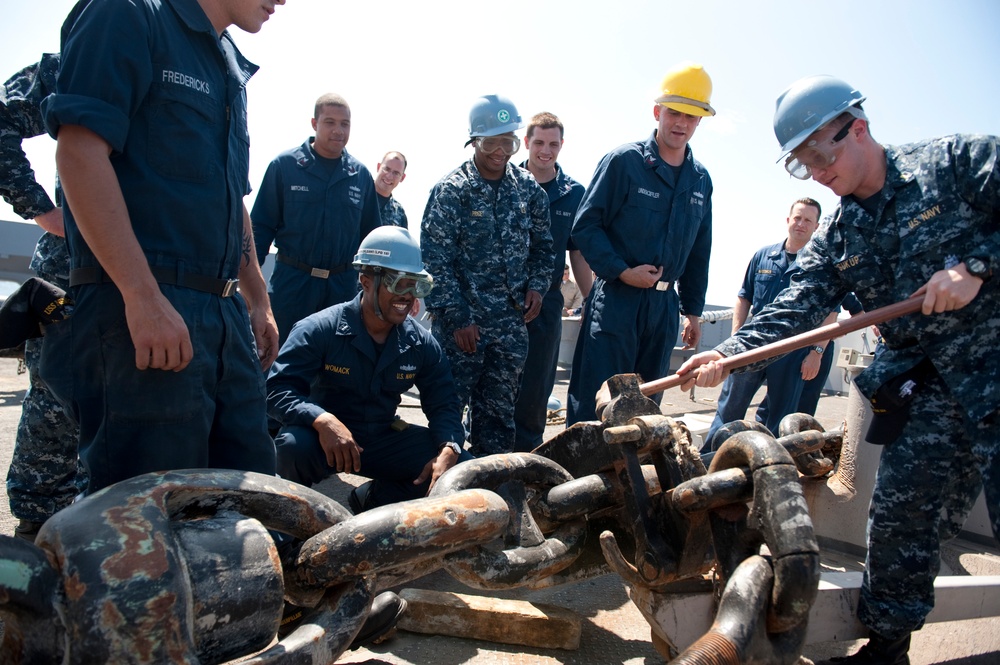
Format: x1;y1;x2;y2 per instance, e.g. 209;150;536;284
41;0;276;492
267;295;471;507
252;140;381;344
567;132;712;424
512;163;585;451
755;292;864;422
706;240;811;446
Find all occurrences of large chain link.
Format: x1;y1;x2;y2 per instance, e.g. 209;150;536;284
0;374;835;664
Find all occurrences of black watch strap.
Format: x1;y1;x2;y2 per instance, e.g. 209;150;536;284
965;256;992;281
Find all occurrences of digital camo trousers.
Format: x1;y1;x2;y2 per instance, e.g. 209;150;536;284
7;336;85;522
858;371;999;639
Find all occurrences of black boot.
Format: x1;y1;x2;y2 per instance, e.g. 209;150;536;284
349;590;407;649
827;632;911;665
348;480;375;514
13;519;44;544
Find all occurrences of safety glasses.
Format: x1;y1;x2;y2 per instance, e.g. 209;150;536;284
784;119;855;180
475;135;521;156
382;270;434;298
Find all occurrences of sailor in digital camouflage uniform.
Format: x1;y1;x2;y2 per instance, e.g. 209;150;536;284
374;151;409;229
0;53;85;541
420;95;553;456
679;75;998;665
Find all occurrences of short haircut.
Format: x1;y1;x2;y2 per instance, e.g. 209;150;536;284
526;112;564;140
381;151;408;170
834;105;873;141
314;93;350;119
790;197;821;219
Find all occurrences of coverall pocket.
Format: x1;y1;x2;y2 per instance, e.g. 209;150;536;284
102;316;203;424
146;82;217;183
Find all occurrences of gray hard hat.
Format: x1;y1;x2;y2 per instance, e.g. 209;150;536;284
468;94;523;138
353;226;431;279
774;74;866;159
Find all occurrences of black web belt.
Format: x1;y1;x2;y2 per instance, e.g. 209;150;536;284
69;266;239;298
275;253;350;279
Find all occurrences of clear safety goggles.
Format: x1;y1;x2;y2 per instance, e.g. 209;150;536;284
381;270;434;298
784;118;855;180
475;135;521;156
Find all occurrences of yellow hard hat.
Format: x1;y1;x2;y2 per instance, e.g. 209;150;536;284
655;62;715;117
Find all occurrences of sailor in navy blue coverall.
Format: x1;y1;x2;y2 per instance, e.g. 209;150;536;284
755;291;864;423
512;113;588;451
41;0;282;492
267;230;471;509
706;199;825;446
252;94;381;344
567;106;712;424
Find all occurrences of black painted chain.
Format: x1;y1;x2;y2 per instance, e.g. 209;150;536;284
0;405;834;663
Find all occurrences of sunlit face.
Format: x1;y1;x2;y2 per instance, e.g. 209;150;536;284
311;104;351;159
526;127;563;174
221;0;284;34
375;156;406;197
365;272;416;325
785;203;820;245
378;270;417;325
653;105;701;154
473;131;516;180
805;120;862;196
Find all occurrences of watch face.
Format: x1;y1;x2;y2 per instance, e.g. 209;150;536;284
966;257;986;275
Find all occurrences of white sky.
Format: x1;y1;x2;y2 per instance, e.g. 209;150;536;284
3;0;999;305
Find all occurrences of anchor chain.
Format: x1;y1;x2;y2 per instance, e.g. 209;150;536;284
0;377;829;664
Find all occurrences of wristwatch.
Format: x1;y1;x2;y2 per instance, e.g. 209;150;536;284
440;441;463;456
964;256;992;281
811;345;825;355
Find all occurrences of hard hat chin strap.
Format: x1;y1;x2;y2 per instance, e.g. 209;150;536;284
371;272;385;321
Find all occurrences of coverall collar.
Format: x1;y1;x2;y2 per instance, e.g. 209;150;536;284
292;139;359;186
337;294;416;371
641;131;695;190
165;0;259;91
517;160;576;201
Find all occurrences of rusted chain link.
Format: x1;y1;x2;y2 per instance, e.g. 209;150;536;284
670;555;808;665
1;379;828;664
428;453;588;589
286;489;510;602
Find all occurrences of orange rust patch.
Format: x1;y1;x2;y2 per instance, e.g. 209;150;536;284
99;598;126;632
101;519;172;582
64;571;87;602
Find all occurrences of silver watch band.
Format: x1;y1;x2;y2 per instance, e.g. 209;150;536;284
440;441;462;455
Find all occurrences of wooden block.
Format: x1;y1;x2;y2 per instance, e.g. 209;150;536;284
397;588;582;650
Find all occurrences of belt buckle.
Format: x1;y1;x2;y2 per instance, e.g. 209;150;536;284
221;279;239;298
310;267;331;279
655;281;672;292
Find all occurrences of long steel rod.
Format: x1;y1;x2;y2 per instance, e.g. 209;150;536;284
641;295;924;395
